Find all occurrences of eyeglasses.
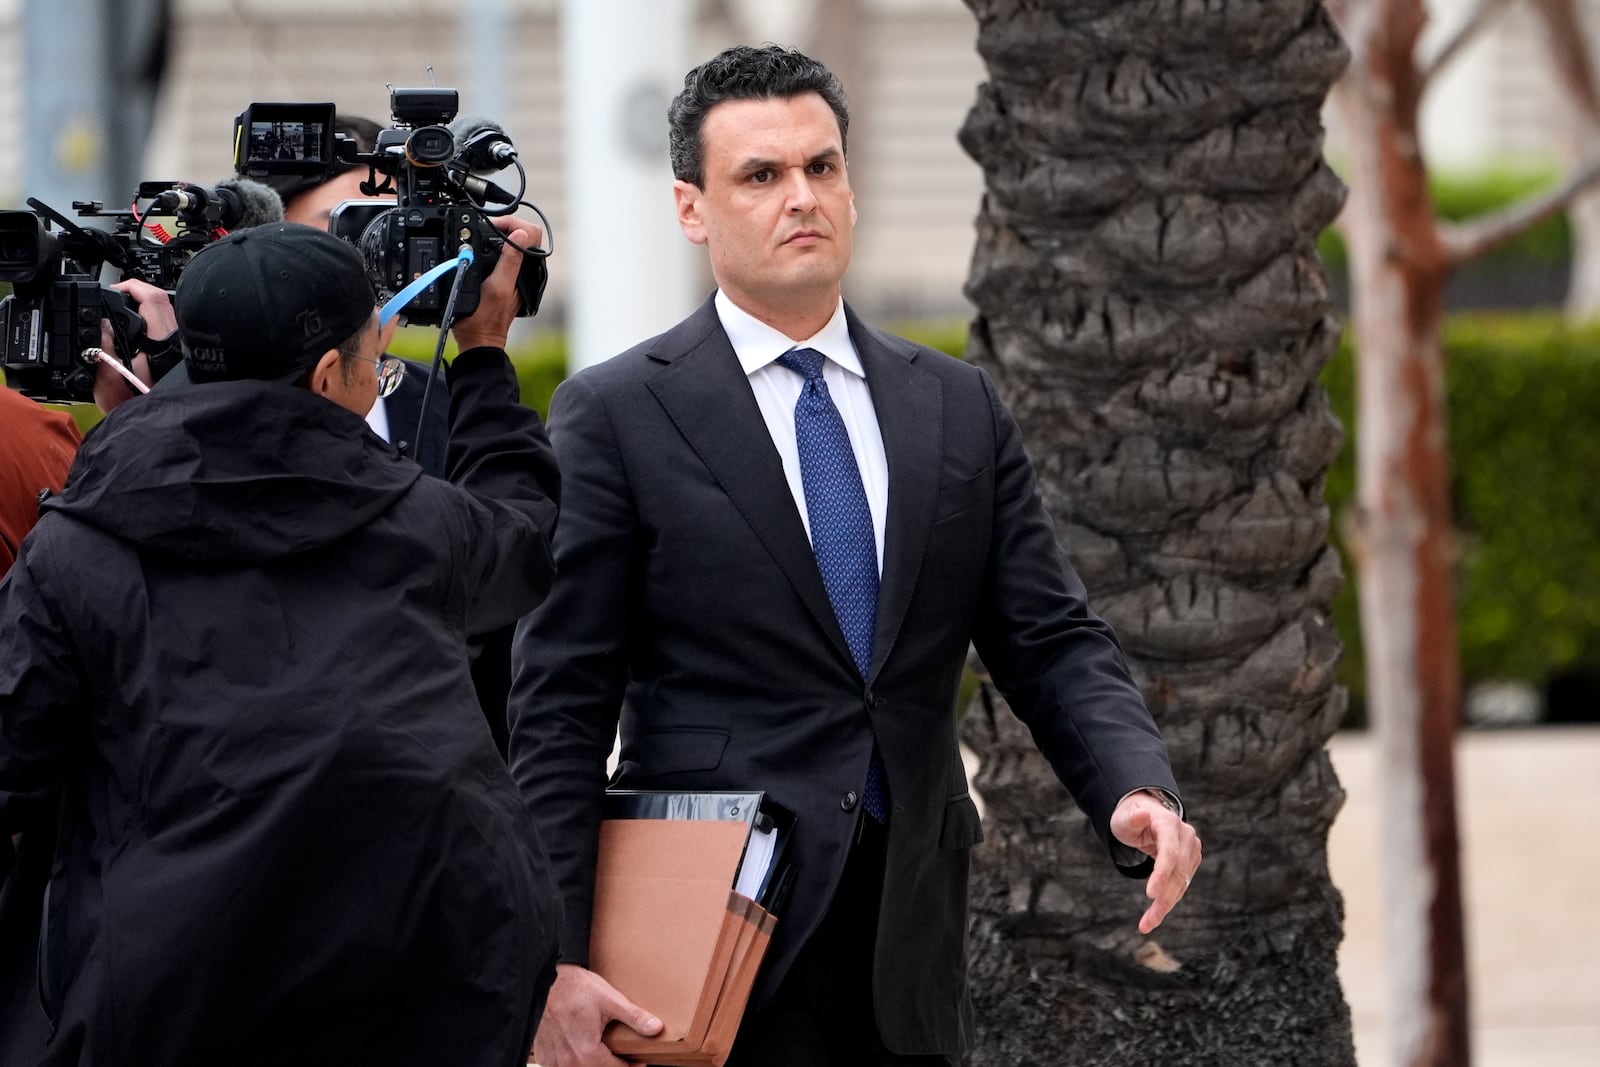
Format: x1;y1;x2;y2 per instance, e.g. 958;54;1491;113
365;354;406;399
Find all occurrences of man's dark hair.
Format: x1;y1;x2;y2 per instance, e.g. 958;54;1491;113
333;318;374;385
668;45;849;187
286;319;372;390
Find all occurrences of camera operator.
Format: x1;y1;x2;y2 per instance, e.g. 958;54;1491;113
0;219;561;1065
266;112;521;759
269;115;451;495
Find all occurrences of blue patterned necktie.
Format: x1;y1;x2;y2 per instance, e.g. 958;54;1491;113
776;347;889;822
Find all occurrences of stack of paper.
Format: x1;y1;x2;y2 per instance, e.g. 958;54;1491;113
587;817;779;1066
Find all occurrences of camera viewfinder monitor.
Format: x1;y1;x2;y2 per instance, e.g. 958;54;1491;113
233;102;337;178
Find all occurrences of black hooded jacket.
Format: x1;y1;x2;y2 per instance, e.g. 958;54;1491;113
0;348;560;1066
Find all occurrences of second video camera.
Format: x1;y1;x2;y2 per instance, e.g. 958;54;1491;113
234;92;549;328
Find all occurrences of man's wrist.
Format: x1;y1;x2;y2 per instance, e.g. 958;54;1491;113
1119;786;1183;820
451;333;508;354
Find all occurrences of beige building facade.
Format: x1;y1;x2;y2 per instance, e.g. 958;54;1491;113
1;0;990;324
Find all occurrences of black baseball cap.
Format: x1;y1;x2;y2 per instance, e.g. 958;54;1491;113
177;223;377;384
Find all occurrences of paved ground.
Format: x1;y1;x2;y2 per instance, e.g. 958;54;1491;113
1327;727;1600;1067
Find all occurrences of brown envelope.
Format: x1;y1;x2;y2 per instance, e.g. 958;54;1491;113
590;819;750;1051
698;904;777;1061
608;898;776;1067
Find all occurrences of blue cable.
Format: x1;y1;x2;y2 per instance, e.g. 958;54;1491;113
377;244;476;328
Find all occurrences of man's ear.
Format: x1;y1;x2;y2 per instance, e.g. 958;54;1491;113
674;180;709;246
305;349;344;397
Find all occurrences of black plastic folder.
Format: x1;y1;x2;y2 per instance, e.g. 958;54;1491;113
581;790;798;1066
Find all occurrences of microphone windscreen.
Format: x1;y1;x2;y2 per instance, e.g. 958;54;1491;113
447;115;516;171
216;177;285;229
447;114;501;141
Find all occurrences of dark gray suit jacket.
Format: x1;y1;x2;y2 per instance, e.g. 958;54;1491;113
508;297;1177;1056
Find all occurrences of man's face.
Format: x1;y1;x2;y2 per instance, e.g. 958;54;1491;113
674;93;855;321
283;170;391;232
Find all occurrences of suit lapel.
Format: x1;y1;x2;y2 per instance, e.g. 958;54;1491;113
849;309;943;684
646;300;857;671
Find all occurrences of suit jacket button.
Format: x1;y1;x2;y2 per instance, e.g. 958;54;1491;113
841;791;859;812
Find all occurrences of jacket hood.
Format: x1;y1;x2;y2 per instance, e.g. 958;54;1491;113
47;379;422;564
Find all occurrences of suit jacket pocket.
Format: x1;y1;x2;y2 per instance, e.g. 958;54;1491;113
932;467;991;526
938;793;984;850
629;727;730;777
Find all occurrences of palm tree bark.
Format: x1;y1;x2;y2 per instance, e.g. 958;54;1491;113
958;2;1355;1062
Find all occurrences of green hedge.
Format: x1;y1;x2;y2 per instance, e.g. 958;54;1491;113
387;328;567;418
1322;314;1600;714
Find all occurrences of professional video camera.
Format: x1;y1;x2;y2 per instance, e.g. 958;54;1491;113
0;178;282;403
234;91;550;327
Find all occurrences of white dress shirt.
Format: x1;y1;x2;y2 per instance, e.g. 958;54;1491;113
715;290;889;573
364;396;390;442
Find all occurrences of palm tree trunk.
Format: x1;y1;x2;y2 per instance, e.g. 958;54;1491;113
958;1;1356;1061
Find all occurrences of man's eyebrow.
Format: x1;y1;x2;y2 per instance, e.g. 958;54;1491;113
733;147;843;173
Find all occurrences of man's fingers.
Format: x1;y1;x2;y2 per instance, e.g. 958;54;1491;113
108;278;178;340
491;214;543;252
1145;818;1182;895
1136;817;1203;935
532;965;642;1067
601;988;662;1037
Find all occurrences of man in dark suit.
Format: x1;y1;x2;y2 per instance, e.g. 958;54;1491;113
511;45;1202;1067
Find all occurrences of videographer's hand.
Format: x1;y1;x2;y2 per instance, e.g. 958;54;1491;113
92;280;178;413
112;279;177;345
450;216;543;353
92;321;150;413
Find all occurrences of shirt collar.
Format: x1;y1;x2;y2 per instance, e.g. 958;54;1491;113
715;290;863;379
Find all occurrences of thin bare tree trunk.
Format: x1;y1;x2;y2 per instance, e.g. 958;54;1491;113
1530;0;1600;319
1332;1;1470;1064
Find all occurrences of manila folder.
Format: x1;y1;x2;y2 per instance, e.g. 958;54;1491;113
592;818;750;1046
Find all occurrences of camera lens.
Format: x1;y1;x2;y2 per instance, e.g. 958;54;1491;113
0;215;45;277
405;126;456;167
0;234;36;266
357;208;404;294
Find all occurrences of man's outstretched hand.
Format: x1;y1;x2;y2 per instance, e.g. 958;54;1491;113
1111;791;1202;934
